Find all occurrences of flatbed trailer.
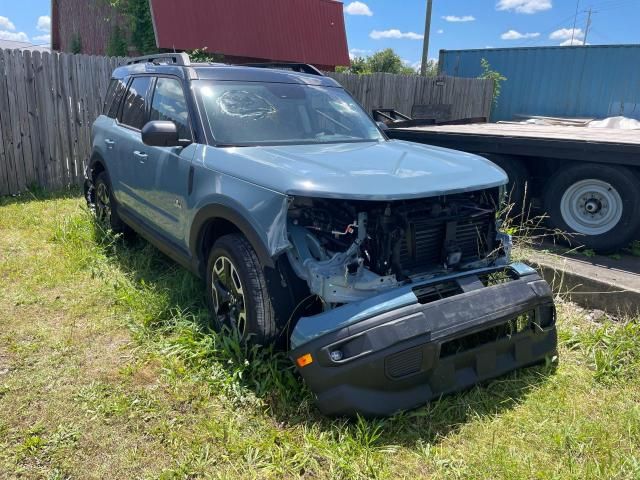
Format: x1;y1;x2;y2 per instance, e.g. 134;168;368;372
383;120;640;252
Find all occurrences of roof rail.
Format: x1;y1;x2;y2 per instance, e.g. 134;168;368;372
126;53;191;66
240;62;324;76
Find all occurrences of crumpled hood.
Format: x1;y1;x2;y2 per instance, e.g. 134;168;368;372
203;140;507;200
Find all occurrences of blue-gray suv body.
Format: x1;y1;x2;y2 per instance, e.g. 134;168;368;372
86;53;557;416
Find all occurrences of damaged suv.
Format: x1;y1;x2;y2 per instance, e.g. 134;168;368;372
86;54;557;416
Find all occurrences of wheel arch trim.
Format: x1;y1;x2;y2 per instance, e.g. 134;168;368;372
190;203;277;275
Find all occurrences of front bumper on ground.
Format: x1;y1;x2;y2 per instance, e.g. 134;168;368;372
290;263;557;417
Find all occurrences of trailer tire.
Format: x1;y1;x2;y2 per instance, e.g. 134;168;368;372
482;154;529;209
544;164;640;252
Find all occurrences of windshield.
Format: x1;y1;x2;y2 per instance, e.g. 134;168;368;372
194;81;385;146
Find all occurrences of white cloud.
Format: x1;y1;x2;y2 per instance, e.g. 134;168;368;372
370;29;423;40
496;0;552;14
36;15;51;32
33;34;51;44
500;29;540;40
349;48;372;59
408;59;435;72
0;30;30;43
442;15;475;22
549;28;584;40
344;1;373;16
437;29;444;34
559;38;589;46
0;16;16;31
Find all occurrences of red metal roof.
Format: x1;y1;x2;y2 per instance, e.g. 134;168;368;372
149;0;350;68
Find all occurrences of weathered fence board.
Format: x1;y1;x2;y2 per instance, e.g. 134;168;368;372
0;49;493;196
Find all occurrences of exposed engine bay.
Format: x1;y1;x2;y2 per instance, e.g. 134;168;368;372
286;188;511;305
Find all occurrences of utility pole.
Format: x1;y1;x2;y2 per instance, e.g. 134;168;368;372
583;7;592;45
420;0;433;76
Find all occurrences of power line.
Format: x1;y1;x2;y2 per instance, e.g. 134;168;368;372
514;10;587;47
570;0;581;43
583;7;596;44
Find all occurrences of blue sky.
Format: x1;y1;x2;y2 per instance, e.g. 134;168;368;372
1;0;638;64
0;0;51;47
345;0;638;67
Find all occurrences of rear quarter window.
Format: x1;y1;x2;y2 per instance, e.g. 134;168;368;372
119;76;152;130
104;78;127;119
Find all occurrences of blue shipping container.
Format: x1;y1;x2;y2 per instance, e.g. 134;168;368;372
439;44;640;121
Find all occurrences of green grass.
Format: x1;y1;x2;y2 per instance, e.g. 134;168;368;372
1;190;640;479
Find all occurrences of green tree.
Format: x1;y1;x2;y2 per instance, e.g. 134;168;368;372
367;49;415;75
104;0;157;55
479;58;507;107
337;56;370;74
126;0;156;54
338;49;416;75
70;33;82;54
421;59;438;77
188;47;225;63
106;25;129;57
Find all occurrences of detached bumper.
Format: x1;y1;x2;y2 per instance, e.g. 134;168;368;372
290;264;557;417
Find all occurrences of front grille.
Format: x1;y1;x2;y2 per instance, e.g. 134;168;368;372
399;213;493;273
412;281;462;304
439;311;535;358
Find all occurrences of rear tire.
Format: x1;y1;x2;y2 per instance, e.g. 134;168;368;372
94;171;128;234
544;164;640;252
206;234;278;344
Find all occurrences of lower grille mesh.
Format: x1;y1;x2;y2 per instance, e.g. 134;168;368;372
385;347;423;379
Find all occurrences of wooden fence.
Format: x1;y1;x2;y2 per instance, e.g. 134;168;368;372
0;49;124;196
0;49;493;196
327;72;494;122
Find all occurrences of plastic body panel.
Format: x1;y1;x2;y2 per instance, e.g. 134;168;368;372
290;265;557;417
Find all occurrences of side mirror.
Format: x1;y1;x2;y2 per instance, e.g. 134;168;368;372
141;121;191;147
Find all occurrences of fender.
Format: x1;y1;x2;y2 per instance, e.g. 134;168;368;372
190;202;281;274
86;152;106;179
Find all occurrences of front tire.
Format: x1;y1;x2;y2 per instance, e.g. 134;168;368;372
206;234;278;344
544;164;640;252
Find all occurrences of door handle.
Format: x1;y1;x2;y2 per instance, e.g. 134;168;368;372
133;150;148;163
104;138;115;148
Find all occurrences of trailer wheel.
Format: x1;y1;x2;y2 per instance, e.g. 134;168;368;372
482;154;529;208
544;164;640;252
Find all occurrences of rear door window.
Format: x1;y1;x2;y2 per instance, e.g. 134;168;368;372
149;77;192;140
119;76;152;130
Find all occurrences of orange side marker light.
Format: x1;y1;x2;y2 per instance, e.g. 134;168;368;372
296;353;313;368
